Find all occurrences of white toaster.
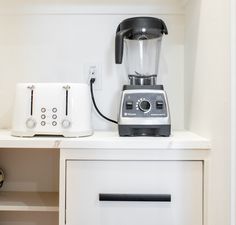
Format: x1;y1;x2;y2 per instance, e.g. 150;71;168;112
11;83;93;137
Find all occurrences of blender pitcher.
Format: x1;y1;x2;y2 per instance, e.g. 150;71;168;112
115;17;168;85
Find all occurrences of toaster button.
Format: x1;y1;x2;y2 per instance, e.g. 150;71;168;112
52;108;57;113
41;108;46;113
26;118;36;129
62;119;71;129
52;121;57;126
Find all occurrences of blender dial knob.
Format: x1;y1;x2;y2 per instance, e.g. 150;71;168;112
26;118;36;129
139;100;151;112
62;119;71;129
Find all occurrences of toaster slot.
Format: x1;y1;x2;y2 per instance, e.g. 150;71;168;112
27;85;35;116
66;89;68;116
63;85;71;116
30;89;34;116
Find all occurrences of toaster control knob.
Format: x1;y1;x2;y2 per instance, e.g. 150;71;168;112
62;119;71;129
139;100;151;112
26;118;36;129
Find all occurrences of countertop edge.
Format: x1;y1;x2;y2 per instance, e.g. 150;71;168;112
0;130;211;150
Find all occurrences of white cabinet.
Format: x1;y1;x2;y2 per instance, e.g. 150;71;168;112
0;131;209;225
66;160;203;225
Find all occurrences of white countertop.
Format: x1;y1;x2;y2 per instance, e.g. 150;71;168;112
0;129;210;150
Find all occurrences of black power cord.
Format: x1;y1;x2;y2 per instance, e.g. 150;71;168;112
0;168;5;188
90;78;118;124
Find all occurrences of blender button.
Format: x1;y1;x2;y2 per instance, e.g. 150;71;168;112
156;101;164;109
126;101;133;110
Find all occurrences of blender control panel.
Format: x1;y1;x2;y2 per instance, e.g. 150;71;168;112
122;92;167;117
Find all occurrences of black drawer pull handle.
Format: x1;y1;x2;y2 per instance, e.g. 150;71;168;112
99;194;171;202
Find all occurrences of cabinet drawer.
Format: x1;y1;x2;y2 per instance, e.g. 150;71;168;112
66;161;203;225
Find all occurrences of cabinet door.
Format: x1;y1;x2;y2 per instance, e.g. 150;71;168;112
66;161;203;225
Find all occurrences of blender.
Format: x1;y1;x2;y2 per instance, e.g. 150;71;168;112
115;17;171;136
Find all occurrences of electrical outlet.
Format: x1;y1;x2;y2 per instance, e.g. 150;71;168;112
84;63;102;90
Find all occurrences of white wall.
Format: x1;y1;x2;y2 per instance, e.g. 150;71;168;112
0;0;183;7
230;0;236;223
185;0;231;225
0;5;184;131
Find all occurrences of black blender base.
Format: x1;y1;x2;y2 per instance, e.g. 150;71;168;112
118;125;171;137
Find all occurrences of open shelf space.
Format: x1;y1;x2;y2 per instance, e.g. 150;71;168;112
0;191;59;212
0;211;58;225
0;146;59;224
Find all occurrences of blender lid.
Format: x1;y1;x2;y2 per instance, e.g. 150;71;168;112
116;17;168;36
115;17;168;64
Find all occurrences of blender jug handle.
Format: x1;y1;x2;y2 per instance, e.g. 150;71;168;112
160;19;168;35
115;28;132;64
